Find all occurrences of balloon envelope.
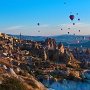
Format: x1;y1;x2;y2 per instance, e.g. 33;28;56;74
78;18;80;21
79;30;80;32
68;28;70;29
64;2;66;4
69;15;74;20
76;13;78;15
37;23;40;26
73;23;75;25
38;30;40;32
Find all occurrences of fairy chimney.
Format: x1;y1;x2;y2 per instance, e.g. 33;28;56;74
58;42;64;54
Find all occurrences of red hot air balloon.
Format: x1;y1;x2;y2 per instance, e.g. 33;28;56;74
69;15;74;21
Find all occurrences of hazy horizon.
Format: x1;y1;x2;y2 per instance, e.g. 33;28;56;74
0;0;90;36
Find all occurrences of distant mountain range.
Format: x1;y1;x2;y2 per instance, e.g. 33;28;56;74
69;41;90;48
9;34;90;48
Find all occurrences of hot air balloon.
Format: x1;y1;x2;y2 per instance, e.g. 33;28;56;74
38;30;40;32
79;30;80;32
68;28;70;29
61;28;63;30
69;15;74;21
73;23;75;25
78;18;80;21
37;23;40;26
76;13;78;15
64;2;66;4
68;32;69;34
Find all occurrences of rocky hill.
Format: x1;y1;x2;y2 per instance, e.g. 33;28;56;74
0;32;89;90
0;32;46;90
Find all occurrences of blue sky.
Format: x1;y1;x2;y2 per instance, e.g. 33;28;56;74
0;0;90;36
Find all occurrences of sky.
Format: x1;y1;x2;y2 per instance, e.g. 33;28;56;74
0;0;90;36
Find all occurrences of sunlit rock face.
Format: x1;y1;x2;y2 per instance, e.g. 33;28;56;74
58;42;65;54
45;38;56;50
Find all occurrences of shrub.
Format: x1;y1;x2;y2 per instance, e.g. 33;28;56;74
0;77;27;90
